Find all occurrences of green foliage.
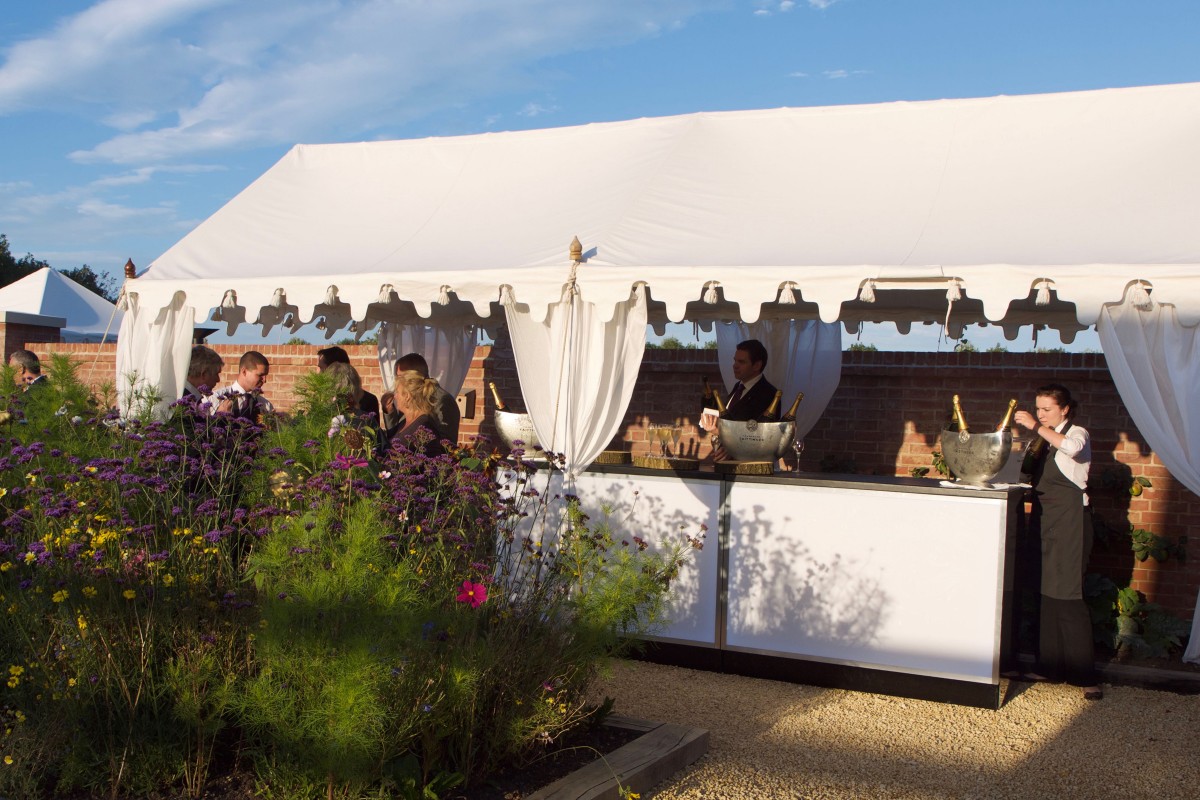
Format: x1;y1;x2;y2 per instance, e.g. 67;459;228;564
1130;526;1187;563
985;344;1008;353
335;335;379;346
953;338;977;353
1;355;696;798
645;336;711;350
59;265;119;303
0;233;51;289
846;343;878;351
1084;575;1189;658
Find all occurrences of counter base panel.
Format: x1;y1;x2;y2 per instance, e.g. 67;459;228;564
634;641;1002;710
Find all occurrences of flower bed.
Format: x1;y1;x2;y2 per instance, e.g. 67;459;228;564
0;357;698;799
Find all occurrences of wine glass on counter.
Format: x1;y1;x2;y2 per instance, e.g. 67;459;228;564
791;437;805;474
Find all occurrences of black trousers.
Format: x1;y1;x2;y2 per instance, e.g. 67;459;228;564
1038;596;1097;686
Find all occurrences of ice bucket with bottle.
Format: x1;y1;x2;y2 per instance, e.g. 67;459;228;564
716;418;796;462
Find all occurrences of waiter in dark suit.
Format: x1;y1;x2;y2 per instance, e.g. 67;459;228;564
714;339;777;422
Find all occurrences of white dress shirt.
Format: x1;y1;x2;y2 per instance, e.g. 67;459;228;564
1053;419;1091;502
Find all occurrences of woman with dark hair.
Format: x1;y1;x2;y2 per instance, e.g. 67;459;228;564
1013;383;1103;700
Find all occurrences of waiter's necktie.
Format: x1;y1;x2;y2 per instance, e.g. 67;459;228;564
728;382;745;406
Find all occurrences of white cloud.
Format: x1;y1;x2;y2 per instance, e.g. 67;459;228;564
77;198;175;221
823;68;870;79
1;0;724;165
518;102;558;118
788;71;809;78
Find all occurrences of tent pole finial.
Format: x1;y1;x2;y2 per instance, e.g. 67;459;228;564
569;236;582;263
124;259;136;279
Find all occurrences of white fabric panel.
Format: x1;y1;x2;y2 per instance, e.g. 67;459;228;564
505;286;647;477
376;322;477;395
115;291;194;420
131;84;1200;329
1097;298;1200;495
1185;590;1200;664
1096;296;1200;666
715;320;842;438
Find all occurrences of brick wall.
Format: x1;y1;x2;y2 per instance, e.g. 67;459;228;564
1;320;61;363
27;338;1200;621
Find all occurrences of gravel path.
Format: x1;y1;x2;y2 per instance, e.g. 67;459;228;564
593;660;1200;799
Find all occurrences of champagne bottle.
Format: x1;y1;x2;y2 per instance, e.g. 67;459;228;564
758;390;783;421
712;387;726;415
488;381;507;411
781;391;805;421
997;398;1018;431
952;394;969;433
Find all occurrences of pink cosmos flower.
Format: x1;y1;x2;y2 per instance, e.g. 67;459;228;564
456;580;488;609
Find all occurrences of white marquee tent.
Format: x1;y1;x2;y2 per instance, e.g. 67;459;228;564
118;81;1200;658
0;268;122;342
120;82;1200;492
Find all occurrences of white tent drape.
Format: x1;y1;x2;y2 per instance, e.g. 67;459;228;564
1097;296;1200;664
715;320;843;438
115;290;194;419
376;322;478;395
504;284;648;478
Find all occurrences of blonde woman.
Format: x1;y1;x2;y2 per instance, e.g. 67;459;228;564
385;370;446;457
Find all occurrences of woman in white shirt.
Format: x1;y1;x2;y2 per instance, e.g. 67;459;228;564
1013;384;1102;700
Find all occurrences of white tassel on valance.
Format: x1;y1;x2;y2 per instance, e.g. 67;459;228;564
437;285;451;305
703;281;720;304
375;284;395;304
858;280;876;304
778;281;798;305
324;286;340;305
1130;281;1154;311
1035;279;1052;306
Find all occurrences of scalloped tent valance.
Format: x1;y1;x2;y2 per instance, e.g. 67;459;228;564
127;82;1200;336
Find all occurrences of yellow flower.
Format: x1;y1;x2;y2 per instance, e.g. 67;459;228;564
8;666;23;676
3;755;11;765
82;586;97;597
23;552;35;564
52;590;68;603
76;615;88;631
162;574;174;587
6;678;17;688
122;590;136;600
0;487;6;498
24;473;36;485
67;678;76;687
0;562;10;572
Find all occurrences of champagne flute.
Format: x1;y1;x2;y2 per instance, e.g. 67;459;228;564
792;437;805;474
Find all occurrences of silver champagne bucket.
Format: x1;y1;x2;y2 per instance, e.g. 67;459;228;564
716;418;796;462
939;428;1013;487
494;409;541;454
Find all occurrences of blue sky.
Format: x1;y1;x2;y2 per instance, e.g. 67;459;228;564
3;0;1199;350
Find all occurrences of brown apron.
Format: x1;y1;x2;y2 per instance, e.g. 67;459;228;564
1030;423;1091;600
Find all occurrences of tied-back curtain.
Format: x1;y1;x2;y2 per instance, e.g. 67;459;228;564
504;285;648;478
115;290;194;420
1096;296;1200;665
377;323;478;396
715;319;842;438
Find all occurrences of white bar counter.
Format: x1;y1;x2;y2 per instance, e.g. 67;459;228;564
567;465;1023;708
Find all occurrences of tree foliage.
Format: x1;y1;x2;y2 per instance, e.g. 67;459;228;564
0;233;51;289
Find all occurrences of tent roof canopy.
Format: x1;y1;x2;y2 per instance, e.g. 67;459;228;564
131;82;1200;336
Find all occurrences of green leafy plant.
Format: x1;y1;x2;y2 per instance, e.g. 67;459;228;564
1130;526;1187;563
1085;575;1189;659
